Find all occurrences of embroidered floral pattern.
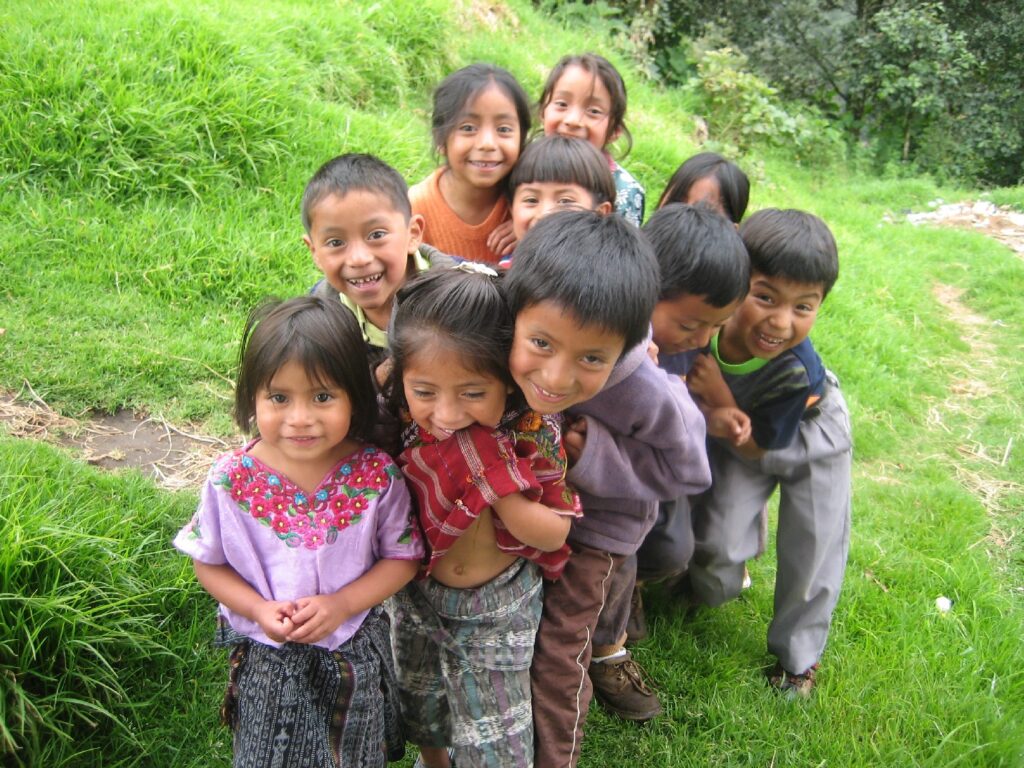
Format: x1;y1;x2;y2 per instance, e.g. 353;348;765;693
213;445;401;550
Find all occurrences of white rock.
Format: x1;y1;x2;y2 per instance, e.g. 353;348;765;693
935;596;952;613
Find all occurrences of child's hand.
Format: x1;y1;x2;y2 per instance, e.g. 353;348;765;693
253;599;298;643
285;594;350;645
646;339;659;365
707;406;752;447
687;353;736;409
375;357;393;388
487;220;518;257
563;417;587;466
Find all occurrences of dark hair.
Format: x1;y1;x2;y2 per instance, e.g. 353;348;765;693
644;203;750;306
739;209;839;298
387;264;517;414
539;53;632;156
301;153;410;232
431;63;531;158
234;296;376;441
509;135;616;206
505;210;658;353
657;152;750;224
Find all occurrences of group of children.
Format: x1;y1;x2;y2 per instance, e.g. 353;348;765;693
173;53;853;768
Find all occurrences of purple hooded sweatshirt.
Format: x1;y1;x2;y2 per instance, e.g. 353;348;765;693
565;332;711;555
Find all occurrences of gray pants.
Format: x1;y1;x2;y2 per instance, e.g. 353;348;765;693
690;382;852;675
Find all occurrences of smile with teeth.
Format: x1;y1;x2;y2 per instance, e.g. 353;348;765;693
756;331;787;346
469;160;501;169
347;272;383;287
532;382;568;401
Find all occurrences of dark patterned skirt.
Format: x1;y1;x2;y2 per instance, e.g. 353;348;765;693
217;606;405;767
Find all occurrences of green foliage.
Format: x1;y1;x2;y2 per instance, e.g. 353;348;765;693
0;439;220;767
691;48;844;164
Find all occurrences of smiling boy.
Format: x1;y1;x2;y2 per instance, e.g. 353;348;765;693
303;153;429;369
685;208;853;698
505;210;711;768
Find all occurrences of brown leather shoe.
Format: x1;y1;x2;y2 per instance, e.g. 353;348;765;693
590;651;662;721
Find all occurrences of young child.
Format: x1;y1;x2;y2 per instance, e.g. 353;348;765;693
619;203;751;650
497;134;615;269
304;153;430;369
504;211;711;766
386;265;580;768
685;208;853;698
409;63;531;263
657;151;750;224
173;296;423;767
538;53;645;227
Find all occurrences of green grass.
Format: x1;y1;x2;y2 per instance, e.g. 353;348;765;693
1;0;1022;766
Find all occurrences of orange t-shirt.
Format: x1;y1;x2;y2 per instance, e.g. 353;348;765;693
409;168;509;264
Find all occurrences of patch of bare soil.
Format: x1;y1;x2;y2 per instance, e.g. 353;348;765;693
928;283;1020;555
905;200;1024;259
1;385;231;491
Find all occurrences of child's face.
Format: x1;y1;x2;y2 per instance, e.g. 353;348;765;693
651;293;743;356
718;272;823;363
684;175;725;216
511;182;612;240
304;190;423;327
403;341;510;440
254;359;354;473
541;65;616;151
442;83;522;191
509;300;626;414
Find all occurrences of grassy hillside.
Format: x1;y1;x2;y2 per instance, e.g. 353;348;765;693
1;0;1022;766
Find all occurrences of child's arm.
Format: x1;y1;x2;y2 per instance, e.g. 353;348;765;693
286;558;418;645
486;219;518;257
491;493;572;552
687;354;765;458
193;560;296;643
568;363;711;501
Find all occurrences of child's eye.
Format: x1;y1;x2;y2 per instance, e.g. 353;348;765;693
796;303;815;313
497;125;516;135
410;389;434;400
530;337;551;351
462;391;486;400
367;229;388;241
313;392;333;403
679;323;699;332
326;238;345;248
754;293;774;304
557;196;581;207
580;354;606;366
552;100;568;109
518;195;538;205
268;393;287;404
458;122;477;133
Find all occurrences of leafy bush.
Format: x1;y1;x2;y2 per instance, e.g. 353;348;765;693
691;48;844;165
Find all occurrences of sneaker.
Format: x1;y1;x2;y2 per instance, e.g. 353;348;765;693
590;651;663;721
767;662;819;699
625;585;648;645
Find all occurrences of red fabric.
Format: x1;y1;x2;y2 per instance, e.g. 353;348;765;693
400;415;580;580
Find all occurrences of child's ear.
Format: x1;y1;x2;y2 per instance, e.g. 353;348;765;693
595;201;612;216
406;214;425;253
607;125;623;145
303;234;322;269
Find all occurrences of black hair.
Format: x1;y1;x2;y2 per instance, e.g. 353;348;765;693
505;209;658;353
657;152;750;224
509;135;616;206
387;264;518;414
431;63;531;158
539;53;632;156
234;296;376;441
644;203;750;306
739;209;839;298
301;153;410;233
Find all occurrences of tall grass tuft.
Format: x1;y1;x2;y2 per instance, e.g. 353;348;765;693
0;438;216;767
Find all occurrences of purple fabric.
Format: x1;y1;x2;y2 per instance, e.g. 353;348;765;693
174;442;423;650
566;334;712;555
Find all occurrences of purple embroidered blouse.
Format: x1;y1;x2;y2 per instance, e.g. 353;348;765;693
173;441;423;650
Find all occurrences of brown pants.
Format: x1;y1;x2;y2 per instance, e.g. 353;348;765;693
531;544;627;768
